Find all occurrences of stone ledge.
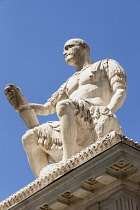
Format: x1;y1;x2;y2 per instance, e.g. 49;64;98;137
0;132;140;210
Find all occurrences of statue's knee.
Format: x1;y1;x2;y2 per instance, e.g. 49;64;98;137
56;100;71;117
22;130;37;151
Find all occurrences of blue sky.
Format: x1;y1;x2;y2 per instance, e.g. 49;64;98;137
0;0;140;201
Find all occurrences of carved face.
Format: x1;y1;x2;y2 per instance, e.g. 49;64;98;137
63;39;83;66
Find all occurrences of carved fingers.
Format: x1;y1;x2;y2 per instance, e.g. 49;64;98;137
90;106;112;119
101;106;111;115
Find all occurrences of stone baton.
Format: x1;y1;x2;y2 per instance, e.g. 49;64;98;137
4;84;39;129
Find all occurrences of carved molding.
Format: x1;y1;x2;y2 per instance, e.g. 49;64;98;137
107;159;134;173
60;191;74;199
37;204;53;210
84;177;98;186
58;191;76;205
0;132;140;210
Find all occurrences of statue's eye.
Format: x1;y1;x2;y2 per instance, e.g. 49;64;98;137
68;45;74;49
7;88;12;92
65;45;74;50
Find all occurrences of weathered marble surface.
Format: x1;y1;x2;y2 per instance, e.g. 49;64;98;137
4;39;127;178
0;133;140;210
4;84;39;129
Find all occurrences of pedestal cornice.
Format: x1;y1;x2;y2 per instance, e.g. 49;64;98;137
0;132;140;210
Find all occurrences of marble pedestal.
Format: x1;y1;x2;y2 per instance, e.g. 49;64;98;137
1;133;140;210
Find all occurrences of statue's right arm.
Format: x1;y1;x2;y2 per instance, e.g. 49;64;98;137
30;102;55;116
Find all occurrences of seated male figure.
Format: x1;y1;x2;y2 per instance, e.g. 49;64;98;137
5;39;127;178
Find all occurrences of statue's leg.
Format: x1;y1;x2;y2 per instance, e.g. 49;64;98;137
56;100;77;162
22;130;49;178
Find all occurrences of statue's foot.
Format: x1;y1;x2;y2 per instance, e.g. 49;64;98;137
39;162;62;177
39;157;70;177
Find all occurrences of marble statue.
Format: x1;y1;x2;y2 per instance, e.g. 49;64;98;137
4;39;127;178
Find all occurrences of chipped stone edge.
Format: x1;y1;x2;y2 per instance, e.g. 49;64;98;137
0;132;140;210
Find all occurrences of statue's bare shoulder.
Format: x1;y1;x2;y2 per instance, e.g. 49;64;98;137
4;39;127;178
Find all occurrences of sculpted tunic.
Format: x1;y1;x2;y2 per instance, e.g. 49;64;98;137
29;59;127;162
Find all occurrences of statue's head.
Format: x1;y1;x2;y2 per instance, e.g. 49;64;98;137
63;38;90;67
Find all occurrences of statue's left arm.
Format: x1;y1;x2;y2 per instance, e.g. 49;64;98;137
30;82;68;116
103;59;127;113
